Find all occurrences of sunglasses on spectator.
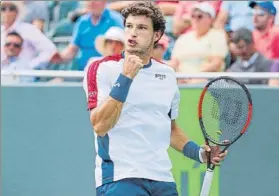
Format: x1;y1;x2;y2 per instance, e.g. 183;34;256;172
5;42;22;48
252;9;267;16
191;14;204;20
1;5;17;12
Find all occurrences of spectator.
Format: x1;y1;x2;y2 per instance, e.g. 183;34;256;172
152;34;169;62
275;1;279;26
88;27;125;64
22;1;49;32
214;1;254;32
249;1;279;60
269;61;279;86
171;2;228;84
172;1;221;37
227;28;272;85
55;1;124;71
1;32;34;83
1;1;57;70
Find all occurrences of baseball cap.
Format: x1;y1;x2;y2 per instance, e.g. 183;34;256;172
249;1;277;16
192;2;216;18
95;27;125;55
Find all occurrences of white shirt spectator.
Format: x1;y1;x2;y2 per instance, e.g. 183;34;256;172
1;20;56;69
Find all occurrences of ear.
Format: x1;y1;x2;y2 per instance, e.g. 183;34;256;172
154;31;162;43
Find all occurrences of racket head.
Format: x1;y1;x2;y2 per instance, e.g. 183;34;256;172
198;76;253;146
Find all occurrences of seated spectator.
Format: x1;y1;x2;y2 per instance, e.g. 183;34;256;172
173;1;221;37
22;1;49;32
54;1;124;71
214;1;254;32
1;1;57;70
249;1;279;60
269;61;279;86
171;2;228;84
1;32;34;83
152;34;169;63
88;27;125;64
227;28;272;85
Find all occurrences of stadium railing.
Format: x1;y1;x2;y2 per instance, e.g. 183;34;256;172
1;70;279;80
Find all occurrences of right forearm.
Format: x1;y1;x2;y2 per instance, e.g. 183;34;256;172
90;97;124;137
90;73;133;136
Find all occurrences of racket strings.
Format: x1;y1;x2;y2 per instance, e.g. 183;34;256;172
201;79;249;145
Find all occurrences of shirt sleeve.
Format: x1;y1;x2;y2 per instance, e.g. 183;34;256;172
169;86;180;120
25;24;57;69
208;30;229;58
72;19;82;47
270;33;279;59
83;60;111;110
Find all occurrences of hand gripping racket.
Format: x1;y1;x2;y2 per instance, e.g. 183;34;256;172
198;76;253;196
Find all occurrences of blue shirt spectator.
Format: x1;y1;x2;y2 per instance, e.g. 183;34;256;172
214;1;254;32
72;9;123;70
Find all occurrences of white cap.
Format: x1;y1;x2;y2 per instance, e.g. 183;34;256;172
95;27;125;55
192;2;216;18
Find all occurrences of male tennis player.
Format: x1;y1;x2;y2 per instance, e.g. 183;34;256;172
83;2;227;195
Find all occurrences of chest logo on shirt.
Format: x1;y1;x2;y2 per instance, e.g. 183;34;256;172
155;74;166;80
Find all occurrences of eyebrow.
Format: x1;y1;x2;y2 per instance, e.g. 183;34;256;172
126;22;149;27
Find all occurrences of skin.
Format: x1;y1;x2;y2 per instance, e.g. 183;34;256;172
4;35;23;57
90;14;227;165
1;2;18;29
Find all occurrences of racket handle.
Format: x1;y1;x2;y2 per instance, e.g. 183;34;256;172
200;168;214;196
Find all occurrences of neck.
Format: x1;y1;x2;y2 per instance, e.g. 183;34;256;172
3;22;14;30
257;24;272;34
196;28;210;38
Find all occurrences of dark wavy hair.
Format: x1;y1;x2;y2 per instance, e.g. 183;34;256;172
121;1;166;44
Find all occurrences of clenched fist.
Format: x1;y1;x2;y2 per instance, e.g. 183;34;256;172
122;55;144;79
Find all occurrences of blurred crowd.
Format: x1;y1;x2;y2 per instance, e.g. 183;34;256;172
1;1;279;86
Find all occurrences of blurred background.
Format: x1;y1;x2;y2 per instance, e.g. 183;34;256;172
1;0;279;85
1;1;279;196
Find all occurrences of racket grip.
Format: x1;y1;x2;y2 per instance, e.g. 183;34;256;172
200;168;214;196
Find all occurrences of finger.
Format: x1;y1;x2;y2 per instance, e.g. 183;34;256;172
213;157;221;162
201;144;211;152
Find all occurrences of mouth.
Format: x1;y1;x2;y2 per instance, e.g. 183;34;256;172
128;39;137;46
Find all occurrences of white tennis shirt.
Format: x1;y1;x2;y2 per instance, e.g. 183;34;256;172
83;53;180;188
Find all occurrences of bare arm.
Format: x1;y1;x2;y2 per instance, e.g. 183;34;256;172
32;19;45;32
200;56;224;72
157;3;178;16
213;10;229;29
90;98;124;137
107;1;136;12
170;120;189;152
60;44;79;62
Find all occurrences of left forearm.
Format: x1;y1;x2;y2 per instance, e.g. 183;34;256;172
170;123;189;152
170;121;203;163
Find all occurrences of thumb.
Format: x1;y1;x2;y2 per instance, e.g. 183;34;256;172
201;144;211;152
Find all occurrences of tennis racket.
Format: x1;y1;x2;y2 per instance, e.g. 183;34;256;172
198;76;253;196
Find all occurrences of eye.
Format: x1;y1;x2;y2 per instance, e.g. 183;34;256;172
125;24;132;28
138;26;147;30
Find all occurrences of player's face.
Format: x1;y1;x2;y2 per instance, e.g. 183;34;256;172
124;15;161;56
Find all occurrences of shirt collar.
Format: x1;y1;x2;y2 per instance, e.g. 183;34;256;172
239;52;259;68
